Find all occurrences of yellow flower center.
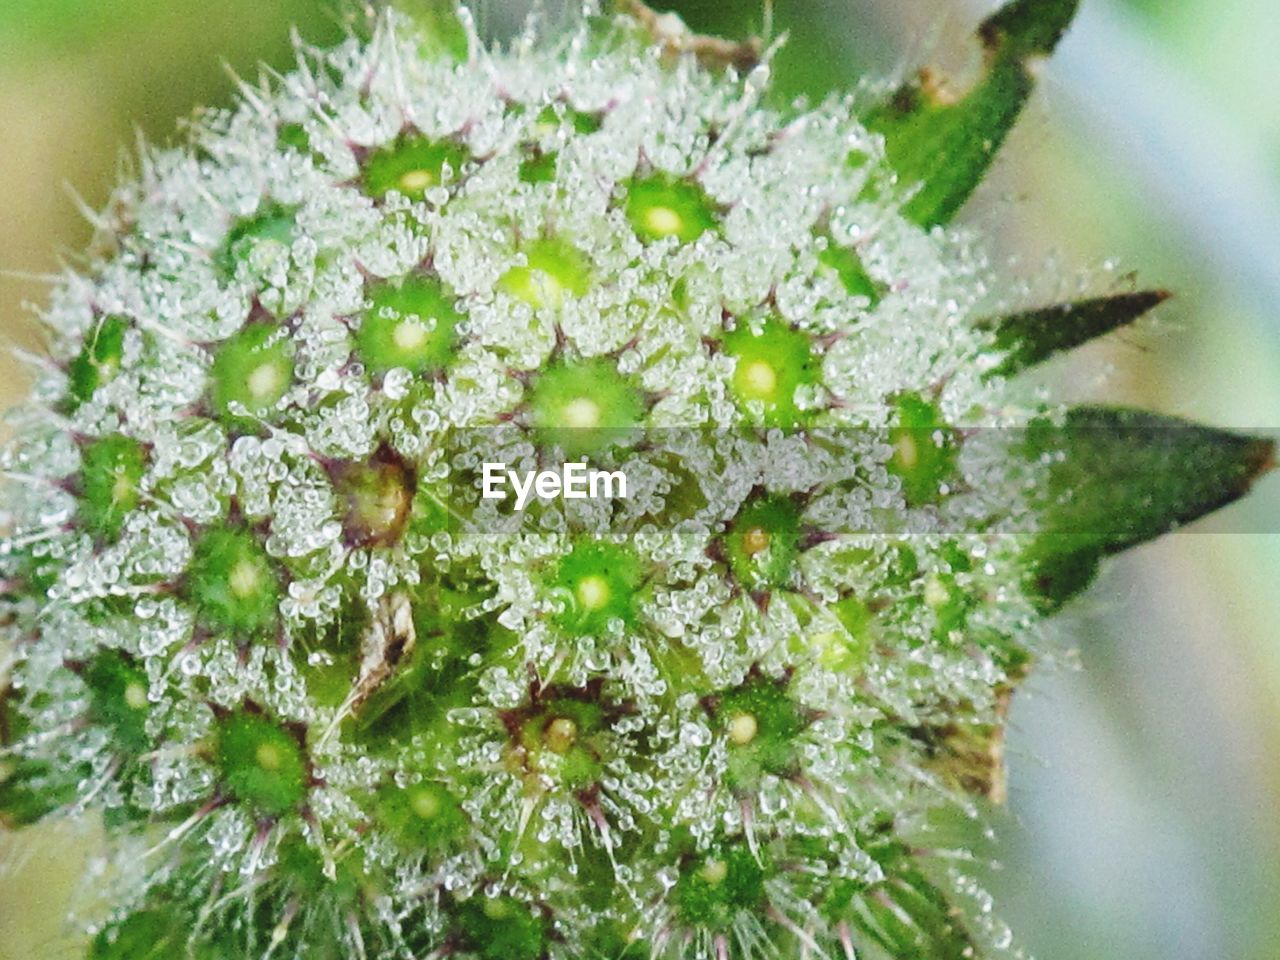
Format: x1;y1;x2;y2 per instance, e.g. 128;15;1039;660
576;574;611;612
742;526;771;556
561;397;602;430
255;742;283;772
398;169;435;194
727;712;758;745
411;789;442;820
894;432;919;471
393;318;429;351
740;360;778;399
546;717;579;755
124;682;149;711
643;205;683;237
246;361;284;401
111;469;135;506
229;558;262;599
698;858;728;885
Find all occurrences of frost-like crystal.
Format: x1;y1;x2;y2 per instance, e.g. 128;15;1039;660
1;7;1056;960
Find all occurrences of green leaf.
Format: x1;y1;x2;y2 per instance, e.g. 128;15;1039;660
0;758;80;827
986;289;1170;376
847;848;983;960
398;0;470;61
1026;407;1275;609
89;908;188;960
865;0;1081;227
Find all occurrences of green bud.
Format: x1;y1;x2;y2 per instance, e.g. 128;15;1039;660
529;359;644;456
84;649;151;755
453;895;549;960
374;779;467;853
79;435;147;539
188;529;279;636
625;173;719;244
714;674;808;789
551;541;641;634
723;318;820;428
723;495;803;591
515;695;608;789
216;203;296;280
674;842;767;929
215;710;307;816
887;393;959;506
362;134;470;201
499;238;592;309
209;322;294;420
358;276;461;375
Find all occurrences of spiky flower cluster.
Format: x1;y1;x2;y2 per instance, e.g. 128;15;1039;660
1;5;1268;960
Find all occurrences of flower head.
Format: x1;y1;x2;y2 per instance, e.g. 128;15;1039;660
0;3;1271;959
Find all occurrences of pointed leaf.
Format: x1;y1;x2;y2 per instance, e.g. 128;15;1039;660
865;0;1081;227
986;289;1170;376
1025;407;1275;609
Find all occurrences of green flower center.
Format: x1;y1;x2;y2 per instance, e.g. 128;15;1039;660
216;711;307;816
714;676;810;789
625;173;719;244
574;574;610;612
529;359;643;456
726;712;758;746
544;716;578;755
737;359;778;399
454;896;548;960
552;541;641;634
362;135;471;201
499;238;592;309
79;435;147;539
724;495;803;590
83;650;151;755
358;276;462;375
189;529;280;635
675;843;767;928
210;323;294;419
724;317;820;428
397;168;436;194
374;780;467;852
887;392;959;505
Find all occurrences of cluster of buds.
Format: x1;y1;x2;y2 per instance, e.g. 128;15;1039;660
0;3;1270;959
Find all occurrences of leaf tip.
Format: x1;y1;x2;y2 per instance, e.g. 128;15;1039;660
1241;435;1277;492
978;0;1083;59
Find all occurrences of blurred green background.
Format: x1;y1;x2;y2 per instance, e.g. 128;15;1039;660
1;1;1278;958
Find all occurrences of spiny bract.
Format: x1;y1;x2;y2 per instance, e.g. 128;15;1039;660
0;4;1271;960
